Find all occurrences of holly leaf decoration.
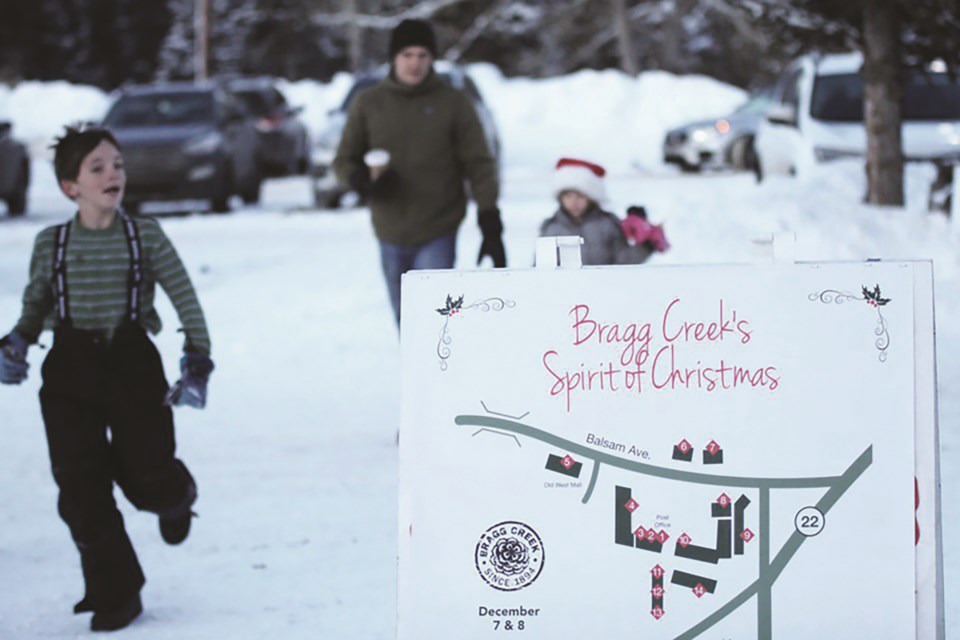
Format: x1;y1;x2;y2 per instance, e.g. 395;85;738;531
862;284;891;306
436;294;465;316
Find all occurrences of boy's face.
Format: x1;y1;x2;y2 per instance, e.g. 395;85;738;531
393;46;433;87
60;140;125;213
560;190;591;220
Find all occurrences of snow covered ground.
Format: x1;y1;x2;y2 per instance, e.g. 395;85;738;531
0;68;957;638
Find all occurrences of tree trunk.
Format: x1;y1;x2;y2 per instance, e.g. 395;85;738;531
612;0;639;76
194;0;210;81
346;0;363;72
861;0;904;206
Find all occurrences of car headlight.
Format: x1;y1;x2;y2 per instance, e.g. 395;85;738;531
813;146;863;162
183;132;222;156
690;127;715;144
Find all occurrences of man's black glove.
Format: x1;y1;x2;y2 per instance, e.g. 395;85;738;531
477;207;507;268
349;167;399;199
0;331;29;385
164;350;215;409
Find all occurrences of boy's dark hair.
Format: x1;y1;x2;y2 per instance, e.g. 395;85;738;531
52;125;121;184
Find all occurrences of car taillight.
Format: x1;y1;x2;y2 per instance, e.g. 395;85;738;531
256;116;281;132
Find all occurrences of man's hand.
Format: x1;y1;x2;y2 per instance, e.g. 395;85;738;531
477;207;506;268
349;167;399;199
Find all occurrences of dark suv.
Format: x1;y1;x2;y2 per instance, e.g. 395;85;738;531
227;77;311;177
0;120;30;216
102;83;261;213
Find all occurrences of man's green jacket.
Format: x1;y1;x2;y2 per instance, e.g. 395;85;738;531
333;70;499;246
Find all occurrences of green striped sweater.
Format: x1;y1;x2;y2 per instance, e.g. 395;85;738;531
14;214;211;356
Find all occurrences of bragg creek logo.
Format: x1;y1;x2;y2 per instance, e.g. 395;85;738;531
474;521;545;591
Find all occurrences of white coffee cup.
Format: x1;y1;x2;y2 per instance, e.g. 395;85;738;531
364;149;391;179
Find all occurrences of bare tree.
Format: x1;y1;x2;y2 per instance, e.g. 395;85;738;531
345;0;363;71
194;0;211;80
444;0;510;62
862;0;903;205
612;0;639;75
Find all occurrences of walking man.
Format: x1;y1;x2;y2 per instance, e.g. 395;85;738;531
334;19;505;326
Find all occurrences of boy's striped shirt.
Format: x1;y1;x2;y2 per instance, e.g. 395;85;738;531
15;214;211;355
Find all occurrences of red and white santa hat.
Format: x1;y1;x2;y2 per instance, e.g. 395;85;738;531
553;157;607;204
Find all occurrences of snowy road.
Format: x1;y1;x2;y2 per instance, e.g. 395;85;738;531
1;161;958;638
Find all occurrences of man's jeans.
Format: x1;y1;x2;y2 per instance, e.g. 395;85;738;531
379;233;457;326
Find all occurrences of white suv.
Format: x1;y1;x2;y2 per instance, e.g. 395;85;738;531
755;52;960;179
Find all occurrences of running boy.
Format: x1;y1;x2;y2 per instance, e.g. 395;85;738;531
0;126;214;631
539;157;652;265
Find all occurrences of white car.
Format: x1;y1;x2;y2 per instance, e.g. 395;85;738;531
755;52;960;179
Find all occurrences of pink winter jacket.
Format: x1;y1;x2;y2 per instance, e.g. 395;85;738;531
621;216;670;253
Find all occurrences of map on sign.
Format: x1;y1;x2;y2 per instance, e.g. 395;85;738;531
398;263;920;639
456;408;870;638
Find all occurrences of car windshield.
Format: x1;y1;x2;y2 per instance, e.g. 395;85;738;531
734;95;774;114
234;90;273;117
104;93;215;127
811;72;960;122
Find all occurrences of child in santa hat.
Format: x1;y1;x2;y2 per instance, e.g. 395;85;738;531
539;157;652;266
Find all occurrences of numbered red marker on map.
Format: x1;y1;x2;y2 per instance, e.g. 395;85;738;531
678;533;692;548
634;526;647;540
717;493;731;508
561;454;575;469
657;529;670;544
706;440;721;455
740;528;755;543
625;498;640;513
651;585;665;599
651;565;665;579
678;439;692;453
651;606;665;621
693;583;706;599
646;528;658;543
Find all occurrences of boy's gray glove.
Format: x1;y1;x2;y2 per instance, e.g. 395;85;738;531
0;331;29;385
164;351;214;409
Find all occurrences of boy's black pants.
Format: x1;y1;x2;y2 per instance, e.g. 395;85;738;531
39;325;196;612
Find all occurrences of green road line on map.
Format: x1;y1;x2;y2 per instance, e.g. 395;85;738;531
582;461;601;504
455;414;874;640
766;446;873;584
455;415;843;489
674;447;871;640
758;487;772;640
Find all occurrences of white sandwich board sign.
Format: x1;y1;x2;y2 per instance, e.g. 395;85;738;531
398;256;942;640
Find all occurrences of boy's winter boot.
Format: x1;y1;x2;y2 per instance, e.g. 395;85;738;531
74;597;94;614
159;509;195;545
90;594;142;632
159;482;197;545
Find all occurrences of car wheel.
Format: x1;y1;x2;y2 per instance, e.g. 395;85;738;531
297;154;311;175
6;162;28;215
313;186;342;209
241;166;262;205
730;136;755;171
680;161;701;174
211;162;234;213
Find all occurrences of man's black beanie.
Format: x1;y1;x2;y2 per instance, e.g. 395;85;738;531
389;19;437;58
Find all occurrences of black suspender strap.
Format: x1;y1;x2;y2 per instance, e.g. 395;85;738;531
119;213;143;324
51;222;72;325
